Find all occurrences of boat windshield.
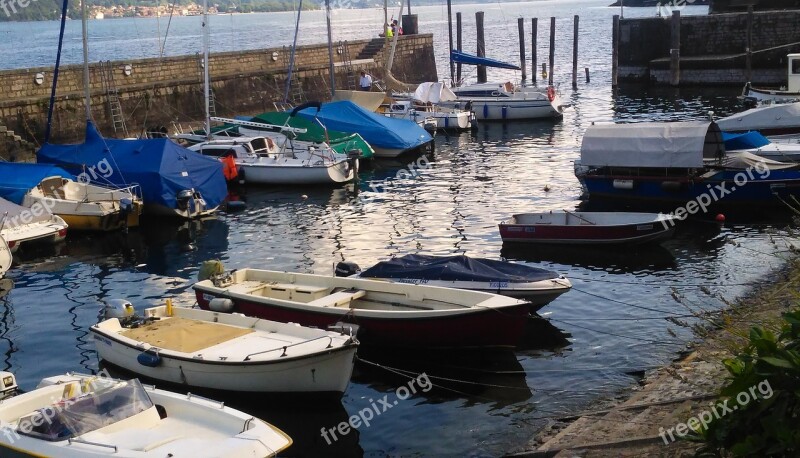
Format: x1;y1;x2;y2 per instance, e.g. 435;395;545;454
17;379;154;441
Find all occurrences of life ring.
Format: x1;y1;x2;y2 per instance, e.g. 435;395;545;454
547;86;556;102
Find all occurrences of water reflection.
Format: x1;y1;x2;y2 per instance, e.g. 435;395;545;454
501;242;678;274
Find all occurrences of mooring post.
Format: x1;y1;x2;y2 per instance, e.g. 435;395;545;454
585;67;590;83
447;0;454;85
746;5;753;82
548;16;555;86
518;18;527;81
477;11;487;83
572;15;579;89
670;10;680;87
456;12;462;85
612;14;619;87
532;18;538;84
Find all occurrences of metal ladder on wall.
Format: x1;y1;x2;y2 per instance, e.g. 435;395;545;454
99;61;128;137
340;41;356;90
282;46;305;106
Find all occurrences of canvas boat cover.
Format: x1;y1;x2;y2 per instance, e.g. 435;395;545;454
450;50;521;70
720;151;798;170
413;82;458;104
580;121;725;168
722;131;771;150
717;102;800;132
331;90;386;112
0;196;53;224
37;122;227;210
0;162;76;205
293;101;432;152
359;254;559;283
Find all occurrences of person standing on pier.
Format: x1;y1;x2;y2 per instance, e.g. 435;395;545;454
359;71;373;91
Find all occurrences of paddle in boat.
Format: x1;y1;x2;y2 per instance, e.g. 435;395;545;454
333;254;571;309
0;371;292;457
192;262;533;349
499;210;678;245
91;299;358;395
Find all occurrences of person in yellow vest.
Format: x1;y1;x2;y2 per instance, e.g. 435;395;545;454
380;22;393;38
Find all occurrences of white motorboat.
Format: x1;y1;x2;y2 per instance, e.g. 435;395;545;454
0;197;68;253
193;263;533;348
0;236;11;278
92;300;358;394
189;135;358;185
740;53;800;104
717;101;800;135
443;82;564;121
0;371;292;457
381;100;474;131
0;163;142;231
334;254;571;309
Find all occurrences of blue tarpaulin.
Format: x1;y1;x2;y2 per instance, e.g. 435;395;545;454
293;101;432;153
359;254;559;283
450;50;521;70
0;163;76;204
37;122;227;211
722;131;771;151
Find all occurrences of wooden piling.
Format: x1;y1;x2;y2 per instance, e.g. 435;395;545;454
548;16;555;86
447;0;454;85
542;62;547;80
585;67;590;83
477;11;487;83
745;6;753;82
612;14;619;87
572;15;579;89
670;10;680;87
518;18;527;81
456;12;462;85
532;18;538;84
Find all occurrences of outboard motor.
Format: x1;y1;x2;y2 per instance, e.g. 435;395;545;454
176;189;195;212
103;299;135;324
0;371;18;400
335;261;361;277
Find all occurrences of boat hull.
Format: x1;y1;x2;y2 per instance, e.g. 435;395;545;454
91;330;356;394
194;289;530;349
500;221;675;245
742;84;800;104
239;161;355;185
58;210;139;231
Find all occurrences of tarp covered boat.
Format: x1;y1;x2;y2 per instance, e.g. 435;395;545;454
293;101;433;157
0;163;74;204
348;254;571;307
38;121;227;218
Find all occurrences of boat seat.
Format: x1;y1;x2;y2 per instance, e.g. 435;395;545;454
39;177;66;199
307;289;366;308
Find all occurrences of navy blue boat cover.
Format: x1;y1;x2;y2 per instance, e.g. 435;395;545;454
37;122;227;210
0;162;76;204
450;50;521;70
293;101;432;152
722;131;770;151
359;254;558;283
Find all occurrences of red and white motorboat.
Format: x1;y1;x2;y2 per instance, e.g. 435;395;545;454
193;265;533;349
499;211;677;245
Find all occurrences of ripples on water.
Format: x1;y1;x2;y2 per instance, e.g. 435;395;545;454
1;0;795;456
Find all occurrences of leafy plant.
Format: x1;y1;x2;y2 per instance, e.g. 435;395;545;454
692;309;800;457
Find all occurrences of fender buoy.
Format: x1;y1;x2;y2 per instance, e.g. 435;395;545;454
547;86;556;102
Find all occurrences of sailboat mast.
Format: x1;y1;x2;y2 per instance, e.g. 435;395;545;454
203;0;211;140
81;0;91;121
447;0;454;85
325;0;335;96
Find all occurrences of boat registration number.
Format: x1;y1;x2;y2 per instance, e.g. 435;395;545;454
398;278;429;285
93;335;113;346
636;224;653;231
490;281;509;288
202;293;216;302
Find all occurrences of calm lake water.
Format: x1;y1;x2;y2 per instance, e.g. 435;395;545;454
1;1;794;456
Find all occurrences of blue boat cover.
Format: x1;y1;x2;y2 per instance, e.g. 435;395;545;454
294;101;432;152
359;254;559;283
0;162;76;205
722;131;771;151
450;50;521;70
37;122;227;210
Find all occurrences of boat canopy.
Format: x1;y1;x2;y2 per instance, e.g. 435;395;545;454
722;131;770;151
37;121;227;210
717;101;800;132
413;82;458;104
0;163;76;205
293;101;432;152
580;121;725;168
450;50;521;70
359;254;559;283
